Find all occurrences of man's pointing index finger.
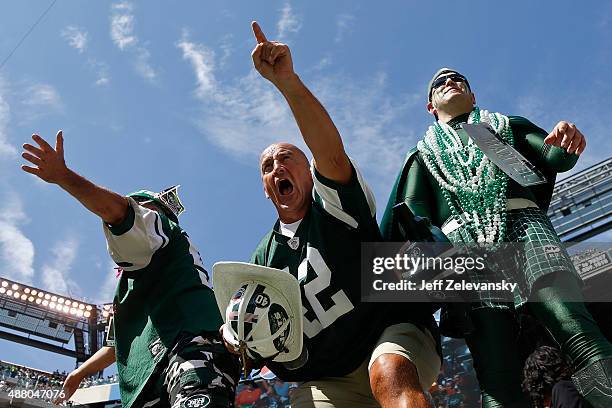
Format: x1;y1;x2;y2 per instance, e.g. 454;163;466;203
252;21;268;43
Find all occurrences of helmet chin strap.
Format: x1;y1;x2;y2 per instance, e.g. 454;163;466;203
238;340;250;379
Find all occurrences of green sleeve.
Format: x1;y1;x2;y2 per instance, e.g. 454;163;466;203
510;116;579;174
401;154;437;222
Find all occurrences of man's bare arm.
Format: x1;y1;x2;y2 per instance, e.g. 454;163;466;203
251;21;352;184
54;346;116;404
21;131;128;225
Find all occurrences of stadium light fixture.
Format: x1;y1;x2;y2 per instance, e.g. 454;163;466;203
0;276;97;320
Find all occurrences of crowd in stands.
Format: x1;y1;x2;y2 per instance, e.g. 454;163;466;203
429;338;481;408
235;378;298;408
0;361;67;404
1;361;65;391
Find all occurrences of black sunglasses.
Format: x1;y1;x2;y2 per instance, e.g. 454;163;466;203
429;74;470;99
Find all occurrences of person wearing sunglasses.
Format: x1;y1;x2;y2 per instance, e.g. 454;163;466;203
20;132;240;408
381;68;612;407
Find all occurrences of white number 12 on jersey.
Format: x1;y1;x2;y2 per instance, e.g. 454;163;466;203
298;246;354;338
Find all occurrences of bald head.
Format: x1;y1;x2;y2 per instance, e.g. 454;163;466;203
260;143;309;170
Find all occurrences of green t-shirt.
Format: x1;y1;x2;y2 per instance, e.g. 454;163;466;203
104;198;223;408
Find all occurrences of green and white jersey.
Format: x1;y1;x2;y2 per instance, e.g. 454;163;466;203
252;160;410;381
104;198;223;408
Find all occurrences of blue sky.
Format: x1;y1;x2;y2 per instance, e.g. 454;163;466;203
0;1;611;374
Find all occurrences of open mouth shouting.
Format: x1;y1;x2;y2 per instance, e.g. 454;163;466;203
277;178;294;197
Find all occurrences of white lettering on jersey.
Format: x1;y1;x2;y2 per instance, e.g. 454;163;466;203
183;232;211;287
298;246;354;338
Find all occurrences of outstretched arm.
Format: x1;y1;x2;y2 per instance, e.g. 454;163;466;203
21;131;128;225
54;346;116;404
251;21;352;184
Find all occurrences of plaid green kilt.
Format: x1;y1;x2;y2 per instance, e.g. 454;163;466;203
444;206;581;308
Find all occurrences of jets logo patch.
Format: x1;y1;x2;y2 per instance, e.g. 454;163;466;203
181;393;211;408
544;245;561;254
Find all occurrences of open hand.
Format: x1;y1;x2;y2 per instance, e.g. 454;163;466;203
544;121;586;155
251;21;295;86
21;130;69;183
53;369;83;404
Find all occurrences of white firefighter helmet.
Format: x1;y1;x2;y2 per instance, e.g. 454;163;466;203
213;262;303;364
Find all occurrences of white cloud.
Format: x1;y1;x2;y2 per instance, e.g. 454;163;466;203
335;14;355;43
0;80;17;156
134;47;156;82
94;261;120;304
0;194;35;284
61;26;88;53
312;73;419;178
22;83;62;110
311;54;332;72
88;59;111;86
61;26;111;86
277;3;302;40
110;2;157;82
178;33;300;155
41;237;81;296
219;34;234;69
110;2;136;50
177;33;217;98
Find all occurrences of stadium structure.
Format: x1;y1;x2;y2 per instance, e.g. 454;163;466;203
0;157;610;407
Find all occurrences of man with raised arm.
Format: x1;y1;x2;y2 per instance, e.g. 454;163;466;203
380;68;612;407
244;22;441;408
21;132;239;408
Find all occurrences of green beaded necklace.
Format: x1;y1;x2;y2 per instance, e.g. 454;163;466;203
417;107;514;243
